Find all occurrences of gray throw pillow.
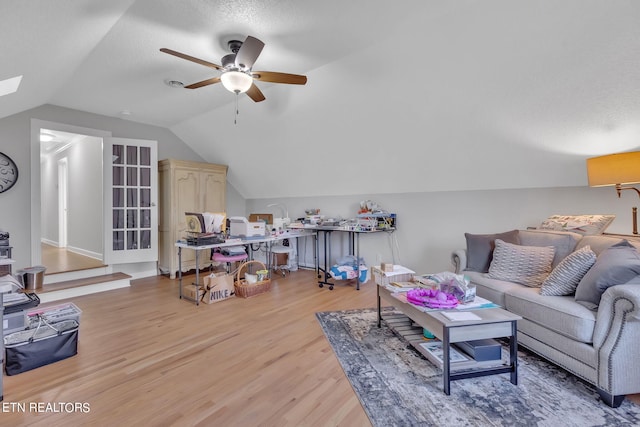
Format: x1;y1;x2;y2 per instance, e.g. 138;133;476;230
465;230;520;273
540;245;596;296
488;239;555;287
575;240;640;310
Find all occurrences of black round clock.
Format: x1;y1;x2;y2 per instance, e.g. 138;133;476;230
0;152;18;193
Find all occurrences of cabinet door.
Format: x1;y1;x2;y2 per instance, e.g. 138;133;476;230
175;168;200;267
201;170;226;213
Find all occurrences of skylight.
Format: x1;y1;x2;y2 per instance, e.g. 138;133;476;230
0;75;23;97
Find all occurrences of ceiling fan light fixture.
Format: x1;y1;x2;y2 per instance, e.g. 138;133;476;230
221;71;253;94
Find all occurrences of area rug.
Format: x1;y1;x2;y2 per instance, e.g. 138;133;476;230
316;308;640;427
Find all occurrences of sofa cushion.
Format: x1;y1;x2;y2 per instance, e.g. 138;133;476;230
538;214;615;235
575;240;640;310
517;319;597;370
464;230;520;273
517;229;582;267
464;270;525;307
575;234;640;256
540;245;596;296
505;286;596;343
488;239;555;287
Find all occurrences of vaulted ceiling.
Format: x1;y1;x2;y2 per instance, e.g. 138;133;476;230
3;0;640;199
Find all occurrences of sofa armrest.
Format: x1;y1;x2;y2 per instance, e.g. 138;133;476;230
593;284;640;395
451;249;467;274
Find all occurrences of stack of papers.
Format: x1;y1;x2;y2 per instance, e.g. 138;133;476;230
441;311;482;321
389;281;416;289
3;292;30;305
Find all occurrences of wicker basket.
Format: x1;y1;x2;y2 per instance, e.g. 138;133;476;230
235;260;271;298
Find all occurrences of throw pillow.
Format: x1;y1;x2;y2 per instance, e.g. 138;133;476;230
575;240;640;310
538;214;615;235
540;245;597;296
488;239;555;287
465;230;520;273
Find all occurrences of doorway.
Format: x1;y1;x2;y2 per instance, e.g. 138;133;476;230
39;128;105;275
31;120;159;281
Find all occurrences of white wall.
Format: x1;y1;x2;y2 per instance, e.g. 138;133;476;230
66;136;103;255
1;103;635;278
40;153;58;244
41;136;103;256
248;185;635;275
172;1;640;201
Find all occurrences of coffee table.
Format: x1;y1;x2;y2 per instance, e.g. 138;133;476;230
377;284;521;394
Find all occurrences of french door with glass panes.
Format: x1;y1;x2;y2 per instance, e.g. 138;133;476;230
104;138;158;265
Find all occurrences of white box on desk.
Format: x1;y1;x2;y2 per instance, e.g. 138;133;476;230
371;265;415;286
229;217;265;237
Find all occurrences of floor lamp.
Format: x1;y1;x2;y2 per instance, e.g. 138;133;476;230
586;151;640;235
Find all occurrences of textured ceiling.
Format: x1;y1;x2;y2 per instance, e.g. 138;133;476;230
3;1;640;199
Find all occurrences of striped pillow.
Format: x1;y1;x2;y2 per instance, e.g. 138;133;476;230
540;245;596;296
488;239;555;287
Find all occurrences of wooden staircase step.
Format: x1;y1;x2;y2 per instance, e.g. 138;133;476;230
38;272;131;293
35;273;133;303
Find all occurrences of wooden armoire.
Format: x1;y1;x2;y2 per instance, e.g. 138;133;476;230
158;159;228;278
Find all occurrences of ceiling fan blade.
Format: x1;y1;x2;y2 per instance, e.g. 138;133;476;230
160;48;223;71
251;71;307;85
235;36;265;70
246;83;266;102
184;76;221;89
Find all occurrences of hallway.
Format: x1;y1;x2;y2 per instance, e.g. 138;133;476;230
41;243;105;275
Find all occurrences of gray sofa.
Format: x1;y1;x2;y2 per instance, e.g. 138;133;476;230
451;229;640;407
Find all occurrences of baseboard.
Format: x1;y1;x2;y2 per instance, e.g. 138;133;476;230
66;245;102;260
41;238;59;247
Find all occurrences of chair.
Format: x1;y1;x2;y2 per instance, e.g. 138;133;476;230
271;245;294;276
212;249;248;273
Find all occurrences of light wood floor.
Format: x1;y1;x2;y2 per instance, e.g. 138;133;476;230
4;271;639;426
41;244;105;275
3;270;374;426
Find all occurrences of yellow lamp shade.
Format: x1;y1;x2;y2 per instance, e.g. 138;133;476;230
586;151;640;187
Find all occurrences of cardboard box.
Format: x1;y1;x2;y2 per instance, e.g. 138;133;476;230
381;262;394;272
183;285;205;301
203;272;235;304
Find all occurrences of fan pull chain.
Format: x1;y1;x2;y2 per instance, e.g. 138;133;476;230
234;92;239;125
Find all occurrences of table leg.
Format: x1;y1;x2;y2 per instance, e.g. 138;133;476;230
443;327;451;395
377;284;382;328
510;321;518;385
315;231;320;278
194;249;200;306
266;241;273;271
355;232;361;290
178;247;183;299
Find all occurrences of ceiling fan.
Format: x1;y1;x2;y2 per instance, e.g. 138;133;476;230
160;35;307;103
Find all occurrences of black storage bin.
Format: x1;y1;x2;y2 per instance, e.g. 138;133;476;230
4;318;78;375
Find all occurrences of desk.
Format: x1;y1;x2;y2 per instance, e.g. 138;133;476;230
300;226;395;291
175;231;314;305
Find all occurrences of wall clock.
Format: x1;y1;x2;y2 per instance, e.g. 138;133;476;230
0;152;18;193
